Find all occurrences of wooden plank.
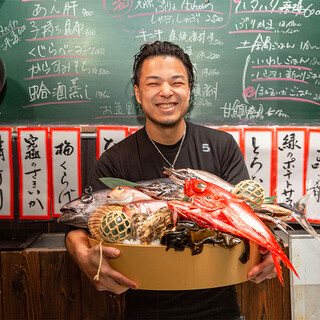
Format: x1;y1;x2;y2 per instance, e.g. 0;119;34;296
40;251;82;320
1;251;42;319
235;262;291;320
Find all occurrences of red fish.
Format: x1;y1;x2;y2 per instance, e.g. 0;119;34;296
106;186;152;205
168;179;299;285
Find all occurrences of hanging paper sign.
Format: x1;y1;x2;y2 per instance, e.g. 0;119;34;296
50;128;81;217
129;126;142;135
0;128;13;219
96;126;128;159
18;128;50;219
217;127;243;151
305;129;320;223
243;128;275;197
275;128;306;207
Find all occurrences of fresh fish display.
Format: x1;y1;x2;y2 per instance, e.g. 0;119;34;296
167;179;299;285
59;169;320;246
58;173;317;284
164;167;320;242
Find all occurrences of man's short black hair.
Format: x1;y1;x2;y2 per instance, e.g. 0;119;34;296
132;41;195;92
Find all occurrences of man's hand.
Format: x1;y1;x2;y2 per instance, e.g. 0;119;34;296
247;246;278;283
66;229;138;295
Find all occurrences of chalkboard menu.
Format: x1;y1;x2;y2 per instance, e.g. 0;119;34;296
0;0;319;126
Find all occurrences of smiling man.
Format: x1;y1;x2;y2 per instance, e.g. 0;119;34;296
134;55;190;138
66;41;277;319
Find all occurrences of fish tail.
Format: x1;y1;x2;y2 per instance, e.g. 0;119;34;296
279;251;300;279
271;248;299;284
272;254;284;286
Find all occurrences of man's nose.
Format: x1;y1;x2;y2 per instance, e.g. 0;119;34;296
159;82;173;96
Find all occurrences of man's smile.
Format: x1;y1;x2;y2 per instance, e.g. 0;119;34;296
156;103;177;109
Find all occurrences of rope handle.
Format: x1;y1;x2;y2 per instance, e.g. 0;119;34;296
93;241;103;282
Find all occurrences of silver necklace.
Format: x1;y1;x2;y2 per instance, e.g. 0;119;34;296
146;124;186;169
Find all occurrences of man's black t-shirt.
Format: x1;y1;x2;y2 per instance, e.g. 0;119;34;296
89;122;249;189
87;122;249;320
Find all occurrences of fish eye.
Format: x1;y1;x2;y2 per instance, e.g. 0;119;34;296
81;194;93;203
116;186;123;191
126;204;135;209
206;196;211;200
195;182;206;192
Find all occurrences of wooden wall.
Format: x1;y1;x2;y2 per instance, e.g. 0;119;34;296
0;249;291;320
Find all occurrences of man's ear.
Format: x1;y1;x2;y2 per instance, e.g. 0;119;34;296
134;85;141;104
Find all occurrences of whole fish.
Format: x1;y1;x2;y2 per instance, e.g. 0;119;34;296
59;186;153;228
164;167;265;208
59;189;112;228
168;179;299;285
135;179;185;200
165;167;320;242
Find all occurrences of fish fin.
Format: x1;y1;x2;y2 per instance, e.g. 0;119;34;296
291;212;320;243
278;250;300;279
272;248;300;285
272;254;284;286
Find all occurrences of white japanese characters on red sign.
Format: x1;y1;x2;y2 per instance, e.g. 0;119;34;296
275;128;306;207
18;128;50;219
0;128;13;219
244;128;274;197
50;128;81;217
305;129;320;223
96;126;128;159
